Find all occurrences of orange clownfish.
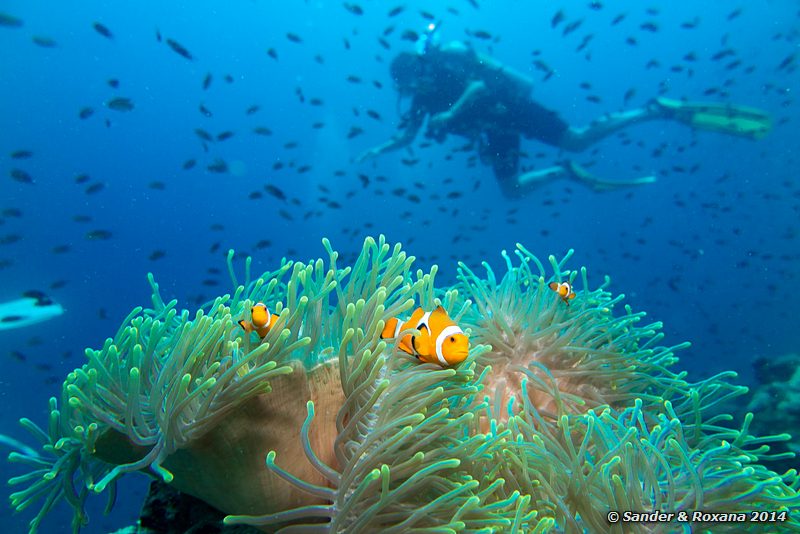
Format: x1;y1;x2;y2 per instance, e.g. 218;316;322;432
549;281;576;305
238;302;276;339
380;306;469;366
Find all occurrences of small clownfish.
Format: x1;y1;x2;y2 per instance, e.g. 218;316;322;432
549;281;576;305
238;302;275;339
380;306;469;366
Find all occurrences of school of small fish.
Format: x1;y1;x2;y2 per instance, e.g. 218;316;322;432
0;2;798;385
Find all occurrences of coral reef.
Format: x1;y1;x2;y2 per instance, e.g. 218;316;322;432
6;236;800;533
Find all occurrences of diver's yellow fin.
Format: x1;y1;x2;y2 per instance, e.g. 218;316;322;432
656;97;772;140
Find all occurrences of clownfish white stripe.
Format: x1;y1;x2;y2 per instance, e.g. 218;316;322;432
435;325;464;366
417;311;431;330
393;319;403;338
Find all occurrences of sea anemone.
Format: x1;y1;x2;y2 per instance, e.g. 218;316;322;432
6;236;800;533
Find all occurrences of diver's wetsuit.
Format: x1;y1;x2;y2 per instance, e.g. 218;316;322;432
399;43;568;196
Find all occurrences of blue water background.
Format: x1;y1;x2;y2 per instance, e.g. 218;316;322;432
1;1;798;531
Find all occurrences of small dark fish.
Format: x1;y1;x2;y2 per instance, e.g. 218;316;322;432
216;131;234;141
199;104;213;117
85;182;105;195
253;126;272;136
254;240;271;249
725;59;741;71
10;150;32;159
267;48;278;60
32;36;57;48
0;12;24;28
312;122;325;129
346;75;362;84
86;230;113;240
79;107;94;119
640;21;659;32
343;3;363;15
10;169;33;184
401;30;419;42
0;234;21;244
203;72;212;90
419;10;435;21
284;141;298;149
248;191;262;200
106;79;120;89
106;97;134;112
194;128;213;142
207;159;228;173
9;350;26;362
343;37;351;50
52;244;70;254
366;109;382;121
183;158;197;170
388;6;404;17
148;181;166;190
623;87;636;103
286;32;302;43
551;10;565;28
92;22;113;39
327;201;342;209
224;74;233;83
681;17;700;29
727;8;742;21
49;279;68;290
155;27;162;42
265;185;286;201
470;29;492;40
562;19;583;36
777;53;795;71
74;173;90;184
278;209;294;220
611;13;626;25
309;97;324;106
148;250;166;261
711;49;735;61
297;165;312;174
166;38;193;60
245;104;260;115
1;208;21;217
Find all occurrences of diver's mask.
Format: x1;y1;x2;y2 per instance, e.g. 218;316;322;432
395;22;443;115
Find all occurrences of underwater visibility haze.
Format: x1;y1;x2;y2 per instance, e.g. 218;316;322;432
1;1;799;532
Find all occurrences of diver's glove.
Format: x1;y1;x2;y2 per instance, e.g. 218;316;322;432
426;111;453;142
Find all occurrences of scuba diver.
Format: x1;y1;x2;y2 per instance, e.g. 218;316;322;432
355;26;772;197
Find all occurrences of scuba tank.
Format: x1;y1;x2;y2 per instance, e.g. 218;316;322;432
397;21;444;117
